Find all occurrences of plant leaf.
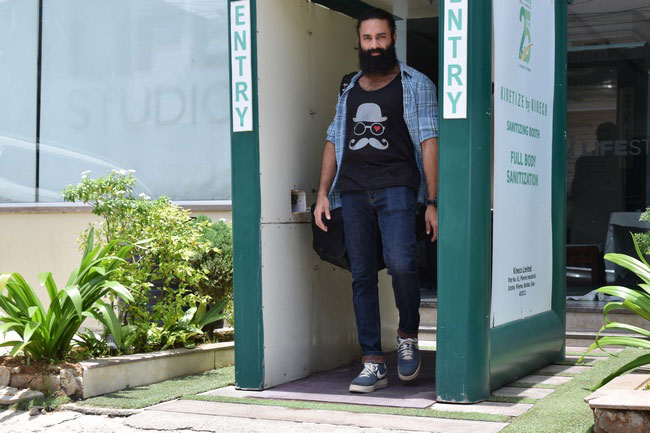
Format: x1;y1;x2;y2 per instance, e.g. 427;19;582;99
196;299;228;329
63;286;83;319
605;253;650;285
102;280;134;303
600;321;650;339
91;301;122;348
633;235;650;268
593;336;650;350
592;353;650;390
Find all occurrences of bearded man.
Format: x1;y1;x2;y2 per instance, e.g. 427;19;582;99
313;8;439;393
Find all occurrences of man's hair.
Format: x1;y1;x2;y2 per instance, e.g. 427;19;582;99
357;8;396;36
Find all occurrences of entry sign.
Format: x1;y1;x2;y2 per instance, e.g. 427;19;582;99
230;0;253;132
443;0;467;119
491;0;555;326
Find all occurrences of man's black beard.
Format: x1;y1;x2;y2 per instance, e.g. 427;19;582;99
359;41;398;76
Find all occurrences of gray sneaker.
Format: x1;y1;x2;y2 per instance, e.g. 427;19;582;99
349;362;388;393
397;336;421;381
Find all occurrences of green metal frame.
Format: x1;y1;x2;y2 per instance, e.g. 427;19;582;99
436;0;567;402
436;0;493;403
229;0;264;390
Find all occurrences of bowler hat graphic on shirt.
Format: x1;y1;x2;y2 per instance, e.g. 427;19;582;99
353;103;387;123
349;102;389;151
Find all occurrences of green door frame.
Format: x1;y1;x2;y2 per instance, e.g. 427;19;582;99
230;0;568;399
436;0;568;402
229;0;264;390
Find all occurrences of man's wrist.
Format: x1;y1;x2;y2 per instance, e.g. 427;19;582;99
427;198;437;208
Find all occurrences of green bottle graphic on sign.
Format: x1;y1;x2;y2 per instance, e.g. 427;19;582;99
519;6;532;63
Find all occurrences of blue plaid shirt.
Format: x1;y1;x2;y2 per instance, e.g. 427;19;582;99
326;62;439;209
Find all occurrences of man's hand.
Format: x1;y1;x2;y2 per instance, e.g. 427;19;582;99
425;205;438;242
314;195;331;232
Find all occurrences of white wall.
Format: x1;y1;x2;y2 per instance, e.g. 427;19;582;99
0;209;231;306
257;0;399;388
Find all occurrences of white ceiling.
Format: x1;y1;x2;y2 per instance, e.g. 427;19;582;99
362;0;438;19
568;0;650;45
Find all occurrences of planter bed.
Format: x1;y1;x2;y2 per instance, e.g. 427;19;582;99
584;372;650;433
0;341;234;401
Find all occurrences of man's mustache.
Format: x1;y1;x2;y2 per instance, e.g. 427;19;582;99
366;48;386;56
349;137;389;150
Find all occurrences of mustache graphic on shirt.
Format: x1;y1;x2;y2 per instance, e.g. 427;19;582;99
349;137;389;150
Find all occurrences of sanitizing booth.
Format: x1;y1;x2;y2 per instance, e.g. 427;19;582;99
229;0;568;403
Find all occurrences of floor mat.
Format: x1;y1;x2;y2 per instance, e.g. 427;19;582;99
209;351;437;409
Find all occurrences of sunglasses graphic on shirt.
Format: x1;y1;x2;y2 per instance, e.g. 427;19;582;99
354;122;385;136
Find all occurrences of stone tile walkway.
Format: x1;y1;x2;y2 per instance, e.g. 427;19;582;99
0;347;610;433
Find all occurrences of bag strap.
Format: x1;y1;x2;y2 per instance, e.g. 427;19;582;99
339;71;358;96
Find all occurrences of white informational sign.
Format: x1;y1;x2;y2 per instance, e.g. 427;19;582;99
491;0;555;327
443;0;467;119
230;0;253;132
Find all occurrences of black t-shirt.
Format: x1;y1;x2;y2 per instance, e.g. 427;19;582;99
339;74;420;193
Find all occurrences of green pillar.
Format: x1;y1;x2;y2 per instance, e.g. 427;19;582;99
229;0;264;390
436;0;492;403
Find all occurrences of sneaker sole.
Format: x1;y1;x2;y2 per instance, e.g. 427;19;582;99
398;359;421;381
348;378;388;393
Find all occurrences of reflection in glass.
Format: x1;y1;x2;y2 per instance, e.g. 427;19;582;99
39;0;231;201
566;0;650;292
0;0;38;202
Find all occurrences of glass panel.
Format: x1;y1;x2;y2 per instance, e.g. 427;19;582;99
567;0;650;291
39;0;231;201
0;0;38;203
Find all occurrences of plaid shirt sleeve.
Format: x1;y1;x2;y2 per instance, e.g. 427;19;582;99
326;117;336;144
415;76;439;143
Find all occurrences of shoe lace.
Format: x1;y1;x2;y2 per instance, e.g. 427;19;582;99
359;362;380;378
398;337;417;361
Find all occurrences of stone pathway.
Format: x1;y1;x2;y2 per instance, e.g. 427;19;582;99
0;348;608;433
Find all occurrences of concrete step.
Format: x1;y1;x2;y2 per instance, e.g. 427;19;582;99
418;298;648;347
418;325;633;348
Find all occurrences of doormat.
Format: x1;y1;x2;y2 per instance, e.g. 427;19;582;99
207;351;436;409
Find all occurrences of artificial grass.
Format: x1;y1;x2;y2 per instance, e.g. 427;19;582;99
185;394;510;423
79;366;234;409
501;347;646;433
13;394;71;412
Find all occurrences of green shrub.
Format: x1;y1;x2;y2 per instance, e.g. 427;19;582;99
62;171;226;353
191;216;233;324
633;206;650;256
0;230;133;361
580;235;650;388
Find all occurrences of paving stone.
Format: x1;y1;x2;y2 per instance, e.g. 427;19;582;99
492;386;555;399
145;400;509;433
432;400;534;417
536;364;592;375
564;355;603;364
0;386;44;405
566;346;622;354
201;385;256;398
0;408;80;431
0;367;10;387
516;375;572;386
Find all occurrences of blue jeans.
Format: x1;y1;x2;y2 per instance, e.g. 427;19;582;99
341;186;421;358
